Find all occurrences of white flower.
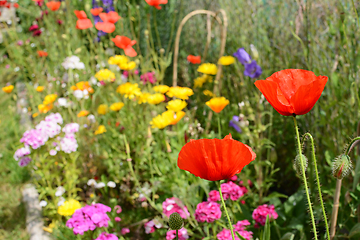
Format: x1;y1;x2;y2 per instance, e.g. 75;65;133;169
62;56;85;70
89;77;97;85
55;186;66;197
39;200;47;207
107;181;116;188
58;98;68;107
87;179;97;187
95;182;106;189
73;90;84;99
57;197;65;206
87;115;96;123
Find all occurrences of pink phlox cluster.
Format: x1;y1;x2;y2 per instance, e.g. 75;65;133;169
62;123;80;134
252;204;278;227
144;219;162;234
18;157;32;167
36;120;61;138
95;232;118;240
221;181;246;201
194;201;221;223
20;129;48;149
208;190;220;202
66;203;111;235
140;72;156;84
162;197;190;219
60;134;78;153
217;221;253;240
45;113;63;124
166;228;189;240
233;220;251;231
14;146;31;161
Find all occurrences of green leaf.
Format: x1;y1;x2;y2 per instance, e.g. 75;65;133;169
280;232;295;240
349;223;360;238
235;231;247;240
262;215;271;240
263;191;288;202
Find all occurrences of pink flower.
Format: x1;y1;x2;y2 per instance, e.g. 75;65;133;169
162;197;190;219
114;217;121;222
121;228;130;235
217;226;253;240
29;24;39;31
221;181;246;201
19;157;32;167
229;175;238;181
208;190;220;202
166;228;189;240
14;146;31;161
233;220;251;232
252;204;278;227
140;72;156;84
95;232;118;240
114;205;122;214
194;201;221;223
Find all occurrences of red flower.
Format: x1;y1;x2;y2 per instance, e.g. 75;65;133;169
37;50;48;57
46;1;61;11
111;36;137;57
90;7;103;16
74;10;93;29
95;12;120;33
14;3;19;8
177;134;256;181
145;0;168;9
254;69;328;116
32;30;42;36
74;10;87;19
29;24;39;31
187;55;201;64
95;21;115;33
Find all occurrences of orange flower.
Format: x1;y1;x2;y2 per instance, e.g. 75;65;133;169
170;111;185;125
2;85;14;93
46;1;61;11
74;10;93;30
187;55;201;64
77;110;89;117
145;0;168;9
112;36;137;57
37;50;48;57
74;10;87;19
90;7;103;16
71;81;94;93
177;133;256;181
38;103;53;114
95;22;115;33
206;97;229;113
36;86;45;92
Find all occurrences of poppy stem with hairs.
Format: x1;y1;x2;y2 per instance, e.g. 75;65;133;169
217;113;222;138
293;116;318;240
218;181;235;240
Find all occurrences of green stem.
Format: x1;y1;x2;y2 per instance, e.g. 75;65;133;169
176;229;179;240
217;113;221;138
293;116;318;240
301;133;330;240
218;181;235;240
345;136;360;155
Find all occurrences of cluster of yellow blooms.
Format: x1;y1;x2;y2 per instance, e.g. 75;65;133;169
95;69;116;82
95;125;107;135
97;102;125;115
150;110;186;129
71;81;94;93
197;63;218;75
194;74;213;88
57;199;81;216
38;94;57;114
116;82;141;99
108;55;136;71
166;86;194;100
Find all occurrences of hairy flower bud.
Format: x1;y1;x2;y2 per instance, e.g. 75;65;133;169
332;154;352;179
293;154;308;175
169;212;183;230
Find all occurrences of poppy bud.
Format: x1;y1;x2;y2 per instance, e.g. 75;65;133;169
332;154;352;179
293;154;308;175
169;212;183;230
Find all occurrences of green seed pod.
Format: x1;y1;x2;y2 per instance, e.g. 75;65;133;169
169;212;183;230
293;154;308;175
333;154;352;179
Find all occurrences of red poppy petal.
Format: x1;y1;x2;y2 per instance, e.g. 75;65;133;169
76;19;93;29
95;22;115;33
99;13;109;22
124;47;137;57
290;75;328;115
254;80;294;116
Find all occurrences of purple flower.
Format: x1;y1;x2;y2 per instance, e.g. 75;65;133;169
194;201;221;223
229;116;242;133
60;134;78;153
20;129;48;149
14;146;31;161
244;60;262;78
233;48;251;65
95;232;118;240
19;157;32;167
36;120;61;138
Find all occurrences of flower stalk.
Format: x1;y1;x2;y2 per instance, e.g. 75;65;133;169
218;181;235;240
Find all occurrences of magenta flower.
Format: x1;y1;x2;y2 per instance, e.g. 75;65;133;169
208;190;220;202
252;204;278;227
162;197;190;219
121;228;130;235
166;228;189;240
14;146;31;161
221;181;246;201
140;72;156;84
194;201;221;223
19;157;32;167
95;232;118;240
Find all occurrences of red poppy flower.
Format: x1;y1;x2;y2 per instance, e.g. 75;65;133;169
145;0;168;9
111;36;137;57
90;7;103;16
187;55;201;64
74;10;87;19
95;22;115;33
177;134;256;181
99;11;120;23
14;3;19;8
46;1;61;11
76;19;93;30
254;69;328;116
37;50;48;57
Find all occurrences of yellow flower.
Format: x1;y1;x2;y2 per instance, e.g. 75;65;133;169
147;93;165;105
57;199;81;216
32;112;39;118
197;63;218;75
38;104;53;114
170;111;185;125
138;92;150;104
43;94;57;105
2;85;14;93
110;102;124;111
194;74;212;88
97;104;108;115
36;86;45;92
206;97;229;113
150;110;174;129
77;110;89;117
116;82;141;99
203;90;215;97
153;85;170;94
166;86;194;100
119;61;136;71
166;99;187;112
218;56;235;65
43;222;56;233
95;69;115;82
71;81;94;93
108;55;128;65
95;125;106;135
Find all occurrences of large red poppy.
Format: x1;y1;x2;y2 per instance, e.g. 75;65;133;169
74;10;93;29
187;55;201;64
46;1;61;11
145;0;168;9
177;134;256;181
99;11;120;23
254;69;328;116
74;10;87;19
95;22;115;33
90;7;103;16
111;36;137;57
